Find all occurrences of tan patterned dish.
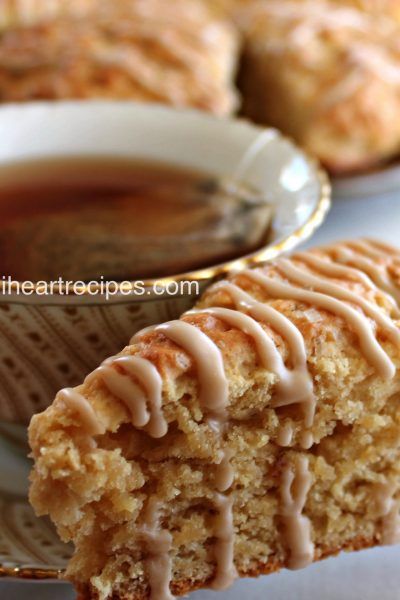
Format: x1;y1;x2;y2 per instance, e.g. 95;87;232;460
0;102;330;425
0;427;71;580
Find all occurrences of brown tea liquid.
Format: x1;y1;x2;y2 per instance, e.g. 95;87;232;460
0;157;272;282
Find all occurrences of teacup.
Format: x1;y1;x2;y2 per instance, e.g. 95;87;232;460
0;101;330;422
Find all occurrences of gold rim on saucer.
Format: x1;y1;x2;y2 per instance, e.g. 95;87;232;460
0;565;62;580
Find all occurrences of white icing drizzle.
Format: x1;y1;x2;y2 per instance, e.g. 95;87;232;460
155;320;228;418
211;494;237;590
277;422;294;447
189;307;292;377
215;447;235;494
58;388;105;436
368;240;400;258
348;240;399;261
295;251;381;290
371;482;400;546
245;268;396;380
106;356;168;438
214;282;311;376
206;282;315;449
322;69;366;108
97;356;167;438
91;361;148;426
85;351;173;597
347;43;400;85
115;356;167;438
299;249;400;319
151;319;238;591
326;241;400;307
279;257;400;351
249;2;400;106
253;1;373;35
189;305;313;445
140;498;174;600
280;456;314;570
296;249;400;318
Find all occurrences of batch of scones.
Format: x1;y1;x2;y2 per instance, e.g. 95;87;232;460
0;0;240;116
30;240;400;600
4;0;400;599
1;0;400;171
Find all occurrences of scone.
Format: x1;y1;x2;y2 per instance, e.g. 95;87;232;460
238;0;400;173
225;0;400;21
332;0;400;22
0;0;239;115
29;239;400;599
0;0;97;30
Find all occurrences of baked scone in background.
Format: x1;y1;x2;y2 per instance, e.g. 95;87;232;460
215;0;400;22
330;0;400;21
29;240;400;600
0;0;239;115
1;0;400;171
238;0;400;173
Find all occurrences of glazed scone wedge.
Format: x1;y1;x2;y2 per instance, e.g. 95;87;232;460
0;0;239;115
29;239;400;599
238;0;400;173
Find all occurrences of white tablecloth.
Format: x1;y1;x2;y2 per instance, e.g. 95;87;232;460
2;189;400;600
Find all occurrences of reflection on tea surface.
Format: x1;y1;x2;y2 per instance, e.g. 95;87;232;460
0;157;273;282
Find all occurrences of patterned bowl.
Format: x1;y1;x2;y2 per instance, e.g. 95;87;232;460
0;102;330;423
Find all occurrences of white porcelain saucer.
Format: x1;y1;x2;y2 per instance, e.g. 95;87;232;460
0;426;72;581
333;159;400;199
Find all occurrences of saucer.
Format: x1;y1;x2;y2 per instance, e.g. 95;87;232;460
0;427;71;581
333;158;400;199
